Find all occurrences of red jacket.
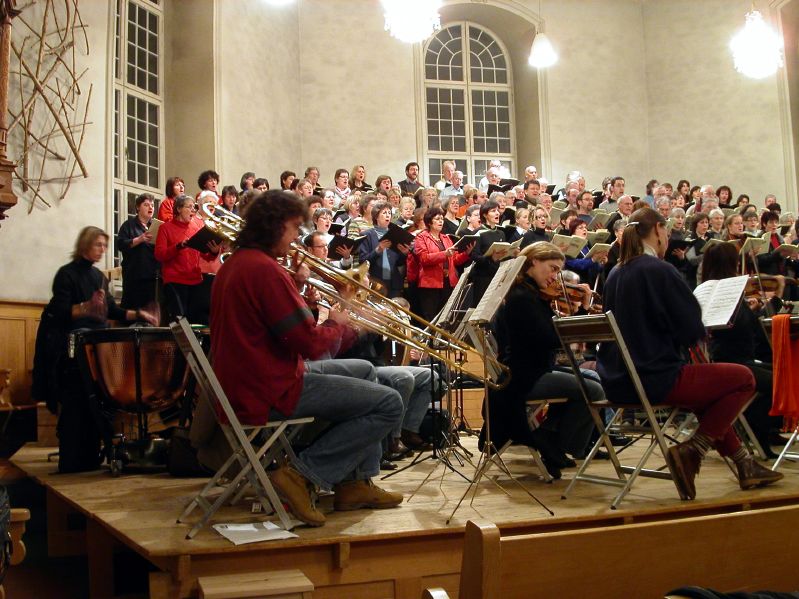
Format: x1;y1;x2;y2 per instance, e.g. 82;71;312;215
414;230;470;289
211;248;356;425
154;218;208;285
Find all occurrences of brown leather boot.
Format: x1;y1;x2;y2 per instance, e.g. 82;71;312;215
665;442;703;500
333;479;404;511
401;429;434;452
270;466;326;527
736;456;784;490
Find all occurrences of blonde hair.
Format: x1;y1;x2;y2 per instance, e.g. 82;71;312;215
72;226;108;261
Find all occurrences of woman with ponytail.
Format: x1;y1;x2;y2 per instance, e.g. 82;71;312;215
596;207;782;500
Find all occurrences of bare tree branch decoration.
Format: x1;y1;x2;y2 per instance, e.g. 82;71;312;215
8;0;90;212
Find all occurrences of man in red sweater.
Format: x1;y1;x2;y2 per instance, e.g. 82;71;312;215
210;191;403;527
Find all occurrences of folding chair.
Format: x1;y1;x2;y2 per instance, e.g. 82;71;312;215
553;312;685;509
170;317;313;538
490;398;568;483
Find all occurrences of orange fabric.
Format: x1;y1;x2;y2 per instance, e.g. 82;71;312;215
769;315;799;430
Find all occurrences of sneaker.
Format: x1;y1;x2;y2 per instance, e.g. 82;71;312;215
333;479;403;511
736;456;784;490
270;466;326;527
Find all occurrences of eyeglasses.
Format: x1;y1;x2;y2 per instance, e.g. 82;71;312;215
312;244;328;249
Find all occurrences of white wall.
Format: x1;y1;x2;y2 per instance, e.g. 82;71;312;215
642;0;789;207
0;2;111;301
541;0;651;194
297;0;418;188
216;0;301;189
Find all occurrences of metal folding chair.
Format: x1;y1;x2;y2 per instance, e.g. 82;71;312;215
553;312;685;508
490;398;568;484
170;317;313;538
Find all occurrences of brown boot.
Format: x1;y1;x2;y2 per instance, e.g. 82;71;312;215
401;429;434;452
270;466;326;527
665;442;703;500
736;456;784;490
333;479;404;511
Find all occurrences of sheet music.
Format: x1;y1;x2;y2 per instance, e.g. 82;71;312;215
693;275;748;329
469;256;527;324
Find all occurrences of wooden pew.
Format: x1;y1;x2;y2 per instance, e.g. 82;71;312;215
0;507;31;599
425;503;799;599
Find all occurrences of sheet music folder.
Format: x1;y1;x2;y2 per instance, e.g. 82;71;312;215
469;256;527;325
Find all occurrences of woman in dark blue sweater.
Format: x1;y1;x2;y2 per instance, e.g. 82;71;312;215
597;208;781;500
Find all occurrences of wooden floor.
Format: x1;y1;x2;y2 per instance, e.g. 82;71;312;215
12;438;799;599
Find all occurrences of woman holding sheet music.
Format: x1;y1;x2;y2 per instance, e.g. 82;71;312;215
414;208;475;321
484;241;598;479
685;213;711;289
154;194;222;323
596;207;782;500
469;200;514;306
359;202;410;298
703;242;783;458
117;192;159;310
564;219;606;285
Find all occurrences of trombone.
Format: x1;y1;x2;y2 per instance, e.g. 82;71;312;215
288;243;510;390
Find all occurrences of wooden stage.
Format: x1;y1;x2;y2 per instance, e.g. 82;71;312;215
12;439;799;599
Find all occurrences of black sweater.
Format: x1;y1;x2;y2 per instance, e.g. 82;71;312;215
49;258;127;330
117;216;159;282
597;254;705;404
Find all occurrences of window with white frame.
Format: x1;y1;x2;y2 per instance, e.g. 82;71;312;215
111;0;163;265
423;23;515;186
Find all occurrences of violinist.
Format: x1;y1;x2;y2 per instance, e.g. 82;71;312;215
596;207;782;500
703;242;782;458
484;242;599;478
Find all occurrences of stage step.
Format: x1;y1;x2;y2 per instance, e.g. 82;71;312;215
198;569;314;598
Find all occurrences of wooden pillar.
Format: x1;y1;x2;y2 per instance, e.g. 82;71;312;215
0;0;19;222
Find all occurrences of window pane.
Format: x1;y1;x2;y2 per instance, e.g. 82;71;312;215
424;25;464;82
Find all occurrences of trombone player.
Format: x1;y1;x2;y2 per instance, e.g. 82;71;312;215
209;190;404;527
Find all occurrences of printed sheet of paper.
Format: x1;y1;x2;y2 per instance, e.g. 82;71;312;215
693;275;748;329
213;521;300;545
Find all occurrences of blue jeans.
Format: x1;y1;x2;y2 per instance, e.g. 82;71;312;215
305;358;377;382
284;371;402;491
376;366;433;437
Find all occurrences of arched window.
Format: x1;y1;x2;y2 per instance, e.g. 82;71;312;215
423;23;515;186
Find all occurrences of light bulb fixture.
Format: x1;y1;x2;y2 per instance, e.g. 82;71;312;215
529;0;557;69
528;32;558;68
382;0;442;44
729;8;784;79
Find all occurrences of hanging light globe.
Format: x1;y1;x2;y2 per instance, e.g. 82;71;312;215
730;10;784;79
382;0;442;44
528;32;558;68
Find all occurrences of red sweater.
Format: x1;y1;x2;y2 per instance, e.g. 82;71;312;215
154;218;206;285
210;248;356;425
414;230;470;288
158;197;174;222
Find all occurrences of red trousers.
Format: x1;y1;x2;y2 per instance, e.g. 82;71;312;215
664;363;755;456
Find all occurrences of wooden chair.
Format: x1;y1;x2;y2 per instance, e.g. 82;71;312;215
170;317;313;537
0;508;31;599
552;312;686;508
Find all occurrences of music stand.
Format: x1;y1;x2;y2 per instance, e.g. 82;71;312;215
447;257;554;523
384;266;478;489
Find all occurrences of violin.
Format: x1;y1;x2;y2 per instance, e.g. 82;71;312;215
539;278;602;316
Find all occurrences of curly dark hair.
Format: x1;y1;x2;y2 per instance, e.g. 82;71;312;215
197;170;220;190
423;206;444;227
235;190;306;253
